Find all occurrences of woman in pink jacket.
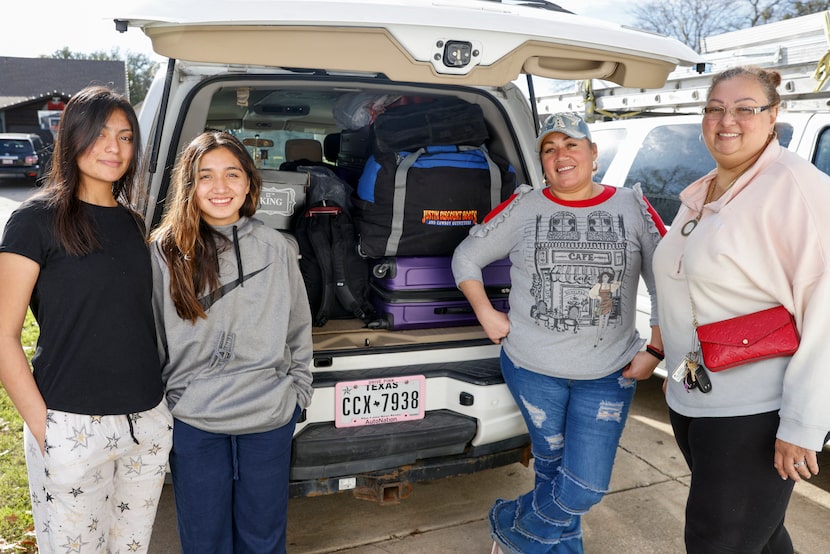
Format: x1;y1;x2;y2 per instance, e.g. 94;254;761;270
653;65;830;553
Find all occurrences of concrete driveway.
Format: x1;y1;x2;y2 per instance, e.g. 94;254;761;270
148;377;830;553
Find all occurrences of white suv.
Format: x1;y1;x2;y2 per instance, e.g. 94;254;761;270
116;0;701;501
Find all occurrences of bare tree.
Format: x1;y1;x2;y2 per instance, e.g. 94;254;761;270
745;0;792;25
628;0;744;52
630;0;830;51
783;0;830;17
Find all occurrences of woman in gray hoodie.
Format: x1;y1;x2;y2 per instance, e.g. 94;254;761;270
150;131;313;554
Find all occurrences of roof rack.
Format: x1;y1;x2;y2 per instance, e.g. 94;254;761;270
537;10;830;120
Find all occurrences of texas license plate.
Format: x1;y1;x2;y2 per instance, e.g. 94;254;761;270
335;375;425;428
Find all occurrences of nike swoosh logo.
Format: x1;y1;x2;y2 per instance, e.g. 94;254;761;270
199;265;270;311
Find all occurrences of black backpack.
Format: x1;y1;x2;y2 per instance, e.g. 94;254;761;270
294;167;376;326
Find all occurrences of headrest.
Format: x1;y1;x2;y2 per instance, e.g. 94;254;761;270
323;133;341;163
284;139;322;162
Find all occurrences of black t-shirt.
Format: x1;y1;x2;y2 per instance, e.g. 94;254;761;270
0;198;163;415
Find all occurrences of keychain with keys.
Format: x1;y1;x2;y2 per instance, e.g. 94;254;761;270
683;352;700;391
691;332;712;393
694;363;712;393
684;292;712;393
675;333;712;393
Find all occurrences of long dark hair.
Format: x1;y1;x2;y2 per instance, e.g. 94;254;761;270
38;85;143;256
150;131;262;321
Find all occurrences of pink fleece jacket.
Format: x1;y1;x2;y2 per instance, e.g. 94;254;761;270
653;140;830;451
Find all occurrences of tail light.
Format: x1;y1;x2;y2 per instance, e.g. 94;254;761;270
25;154;39;165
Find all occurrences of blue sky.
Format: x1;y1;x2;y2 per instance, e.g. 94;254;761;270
3;1;638;61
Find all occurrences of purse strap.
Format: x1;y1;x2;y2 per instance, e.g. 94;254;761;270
687;289;705;360
688;289;700;328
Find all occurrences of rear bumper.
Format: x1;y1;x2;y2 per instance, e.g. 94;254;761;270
289;432;531;500
0;166;40;179
290;354;531;498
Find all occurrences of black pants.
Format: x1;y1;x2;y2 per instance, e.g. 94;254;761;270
669;409;795;554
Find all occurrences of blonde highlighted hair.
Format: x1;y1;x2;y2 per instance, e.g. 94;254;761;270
707;65;782;107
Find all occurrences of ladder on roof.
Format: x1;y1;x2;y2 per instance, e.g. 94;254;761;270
536;10;830;121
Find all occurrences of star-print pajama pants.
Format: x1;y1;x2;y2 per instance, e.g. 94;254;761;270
23;400;173;554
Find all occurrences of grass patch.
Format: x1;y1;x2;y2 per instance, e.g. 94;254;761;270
0;310;39;552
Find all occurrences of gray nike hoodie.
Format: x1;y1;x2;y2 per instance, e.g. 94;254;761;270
151;216;313;434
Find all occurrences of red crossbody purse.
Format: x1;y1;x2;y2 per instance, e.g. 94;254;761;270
695;305;800;372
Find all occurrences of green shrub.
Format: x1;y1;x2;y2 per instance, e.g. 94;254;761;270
0;310;39;552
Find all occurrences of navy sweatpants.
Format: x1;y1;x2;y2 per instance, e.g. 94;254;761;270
170;408;299;554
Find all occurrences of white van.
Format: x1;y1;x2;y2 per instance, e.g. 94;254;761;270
116;0;701;501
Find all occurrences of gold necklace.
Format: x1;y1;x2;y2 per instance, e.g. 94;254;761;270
678;135;771;236
548;182;601;201
680;178;717;236
679;169;746;236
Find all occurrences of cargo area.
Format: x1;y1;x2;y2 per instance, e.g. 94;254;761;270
311;319;491;352
139;76;526;351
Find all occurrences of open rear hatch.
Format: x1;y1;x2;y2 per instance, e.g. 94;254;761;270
115;0;703;88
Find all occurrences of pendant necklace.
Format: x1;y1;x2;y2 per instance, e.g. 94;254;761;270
679;169;746;236
680;178;718;236
680;150;763;237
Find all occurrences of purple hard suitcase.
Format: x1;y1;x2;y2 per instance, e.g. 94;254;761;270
371;256;511;291
368;282;509;330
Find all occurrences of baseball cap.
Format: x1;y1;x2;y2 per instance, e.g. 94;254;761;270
536;113;592;152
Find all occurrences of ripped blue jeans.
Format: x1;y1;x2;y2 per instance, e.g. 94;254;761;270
491;349;636;553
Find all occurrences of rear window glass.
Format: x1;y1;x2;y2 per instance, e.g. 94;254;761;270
623;124;715;224
591;128;625;183
622;121;795;224
0;139;33;157
812;126;830;176
776;123;793;148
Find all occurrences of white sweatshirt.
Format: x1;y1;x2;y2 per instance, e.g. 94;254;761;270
653;140;830;451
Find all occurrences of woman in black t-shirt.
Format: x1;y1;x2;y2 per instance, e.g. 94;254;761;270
0;86;172;554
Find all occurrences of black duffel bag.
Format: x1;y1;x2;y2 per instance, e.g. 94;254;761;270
372;97;490;153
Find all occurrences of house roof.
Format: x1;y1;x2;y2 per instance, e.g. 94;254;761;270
0;93;72;110
0;56;127;109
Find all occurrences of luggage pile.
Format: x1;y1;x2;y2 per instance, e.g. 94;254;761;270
352;96;516;330
277;95;516;329
353;97;516;259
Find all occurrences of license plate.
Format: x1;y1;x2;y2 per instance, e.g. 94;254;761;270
1;159;13;165
335;375;425;428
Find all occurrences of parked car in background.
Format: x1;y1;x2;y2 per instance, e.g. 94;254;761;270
115;0;702;501
588;113;830;224
0;133;51;184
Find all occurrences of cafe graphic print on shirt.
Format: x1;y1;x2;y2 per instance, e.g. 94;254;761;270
528;209;627;346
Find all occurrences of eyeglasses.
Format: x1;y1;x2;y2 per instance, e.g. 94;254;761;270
701;105;773;121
